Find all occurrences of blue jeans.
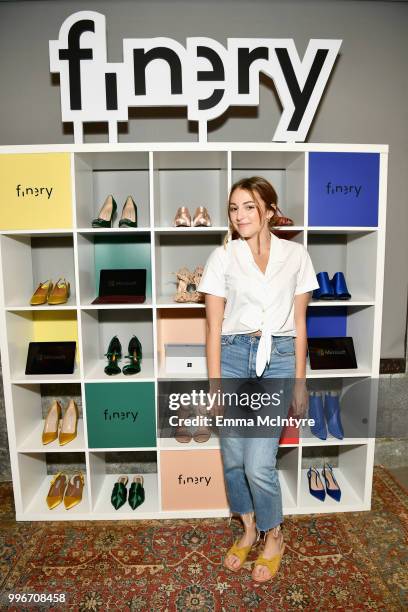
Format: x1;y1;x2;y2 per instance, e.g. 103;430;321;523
220;334;295;532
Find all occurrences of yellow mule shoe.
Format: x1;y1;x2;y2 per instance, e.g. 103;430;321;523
48;278;70;305
252;542;286;583
30;280;53;305
42;400;62;445
224;540;253;572
46;472;67;509
64;472;85;510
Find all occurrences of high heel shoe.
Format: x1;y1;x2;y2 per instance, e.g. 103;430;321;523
92;195;117;228
189;266;205;303
173;206;191;227
331;272;351;300
59;399;79;446
64;472;85;509
324;392;344;439
111;475;128;510
322;463;341;501
308;392;327;440
48;278;70;305
119;196;138;228
42;400;62;445
312;271;335;300
104;336;122;375
122;335;142;375
192;206;211;227
129;475;145;510
46;472;67;509
30;280;53;305
173;267;191;302
307;466;326;501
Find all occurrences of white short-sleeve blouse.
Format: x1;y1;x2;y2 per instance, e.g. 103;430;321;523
198;233;319;376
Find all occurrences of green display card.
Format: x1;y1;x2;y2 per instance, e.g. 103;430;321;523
85;382;156;448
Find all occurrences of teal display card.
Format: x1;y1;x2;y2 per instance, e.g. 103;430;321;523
85;382;156;448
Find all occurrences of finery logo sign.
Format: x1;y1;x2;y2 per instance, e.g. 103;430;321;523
49;11;341;144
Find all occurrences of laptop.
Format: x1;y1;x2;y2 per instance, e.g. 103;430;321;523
307;337;357;370
92;269;147;304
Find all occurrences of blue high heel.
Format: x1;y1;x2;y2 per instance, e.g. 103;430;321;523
309;392;327;440
322;464;341;502
324;392;344;439
307;467;326;501
331;272;351;300
312;272;335;300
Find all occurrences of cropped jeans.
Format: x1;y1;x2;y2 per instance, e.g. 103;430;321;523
220;334;295;532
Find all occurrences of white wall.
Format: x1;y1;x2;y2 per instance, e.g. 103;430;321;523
0;0;407;357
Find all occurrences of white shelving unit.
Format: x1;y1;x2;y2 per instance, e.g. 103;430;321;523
0;143;387;521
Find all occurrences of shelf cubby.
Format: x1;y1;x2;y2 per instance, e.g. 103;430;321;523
12;383;84;452
85;381;156;449
0;234;76;309
77;232;152;306
81;308;154;381
306;305;375;376
307;230;377;303
157;308;206;376
89;450;158;517
74;152;150;228
302;377;377;445
5;309;79;382
16;451;88;519
154;233;222;304
300;444;369;512
0;152;73;231
231;151;305;226
153;151;228;227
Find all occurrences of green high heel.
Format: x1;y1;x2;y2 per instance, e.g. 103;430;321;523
122;335;142;375
104;336;122;375
119;196;138;228
129;475;145;510
92;195;117;228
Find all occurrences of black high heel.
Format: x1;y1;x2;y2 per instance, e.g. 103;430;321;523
119;196;138;228
122;335;142;375
92;195;117;228
104;336;122;375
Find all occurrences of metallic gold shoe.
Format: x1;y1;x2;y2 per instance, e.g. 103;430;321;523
46;472;67;509
42;400;62;445
30;280;53;305
173;206;191;227
192;206;211;227
59;399;79;446
47;278;70;305
63;472;85;510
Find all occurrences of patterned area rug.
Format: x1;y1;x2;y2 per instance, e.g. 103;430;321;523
0;466;407;611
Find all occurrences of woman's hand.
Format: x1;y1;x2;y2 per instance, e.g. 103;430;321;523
290;379;308;418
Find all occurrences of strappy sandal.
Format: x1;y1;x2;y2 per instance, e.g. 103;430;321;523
252;527;285;583
174;267;191;302
190;266;205;303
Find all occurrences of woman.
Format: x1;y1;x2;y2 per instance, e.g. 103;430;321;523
198;176;318;583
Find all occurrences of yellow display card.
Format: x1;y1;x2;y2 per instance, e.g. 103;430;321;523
0;153;72;230
32;311;79;364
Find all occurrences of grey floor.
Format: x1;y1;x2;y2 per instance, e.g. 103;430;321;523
388;466;408;490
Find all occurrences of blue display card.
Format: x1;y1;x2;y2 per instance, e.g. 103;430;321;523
308;152;379;227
